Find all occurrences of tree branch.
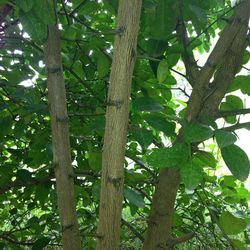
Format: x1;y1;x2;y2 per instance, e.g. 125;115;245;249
121;218;144;242
216;108;250;118
221;121;250;132
168;232;195;247
176;0;200;87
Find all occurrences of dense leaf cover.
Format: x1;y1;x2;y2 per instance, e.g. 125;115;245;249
0;0;249;249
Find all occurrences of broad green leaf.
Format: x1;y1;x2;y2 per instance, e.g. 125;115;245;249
16;169;33;182
173;213;183;227
220;95;244;124
194;151;217;168
33;0;56;25
131;129;153;150
221;144;250;181
146;39;168;57
144;114;176;136
231;239;247;250
215;130;237;148
180;160;204;190
228;75;250;93
145;0;176;40
19;10;47;45
157;60;169;83
183;122;213;143
97;53;110;77
147;143;190;168
32;237;50;250
237;187;250;201
165;75;177;86
72;60;85;77
167;54;180;68
35;185;50;205
219;211;247;235
16;0;34;12
78;1;100;15
88;152;102;171
124;188;145;208
0;116;12;138
133;97;163;112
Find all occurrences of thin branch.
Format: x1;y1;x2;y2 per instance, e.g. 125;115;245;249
216;108;250;118
176;0;200;86
61;0;71;25
137;54;187;79
221;121;250;132
64;65;104;103
168;232;195;247
126;154;157;179
121;218;144;242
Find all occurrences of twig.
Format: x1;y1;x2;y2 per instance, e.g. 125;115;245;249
121;218;144;242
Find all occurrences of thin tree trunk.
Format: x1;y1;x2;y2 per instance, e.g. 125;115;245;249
44;25;81;250
143;168;180;250
96;0;142;249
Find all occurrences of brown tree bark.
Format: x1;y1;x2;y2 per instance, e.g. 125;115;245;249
44;25;81;250
96;0;142;249
143;1;250;249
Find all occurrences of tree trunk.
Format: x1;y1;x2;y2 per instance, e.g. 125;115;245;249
143;168;180;250
44;25;81;250
143;1;250;249
96;1;142;249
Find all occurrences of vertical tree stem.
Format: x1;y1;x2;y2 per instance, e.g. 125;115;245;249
44;25;81;250
96;1;142;249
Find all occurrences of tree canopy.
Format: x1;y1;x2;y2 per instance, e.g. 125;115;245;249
0;0;249;249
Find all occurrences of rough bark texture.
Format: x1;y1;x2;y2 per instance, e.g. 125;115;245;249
143;168;180;250
96;1;142;249
44;25;81;250
143;1;250;249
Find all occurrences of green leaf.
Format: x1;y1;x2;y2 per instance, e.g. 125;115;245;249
16;0;34;12
165;75;177;86
219;211;247;235
33;0;56;25
180;160;204;190
35;185;50;205
167;54;180;68
97;53;110;77
32;237;50;250
183;122;214;143
231;239;247;250
157;60;169;83
16;169;33;182
146;0;176;40
124;188;145;208
221;144;250;181
228;75;250;93
194;151;217;168
220;95;244;124
0;116;12;138
88;152;102;171
215;130;237;148
133;97;163;112
147;143;190;169
131;129;153;150
72;60;85;77
146;39;168;57
144;114;176;136
19;10;48;45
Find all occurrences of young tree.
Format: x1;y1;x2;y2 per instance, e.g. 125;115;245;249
44;24;81;249
96;0;142;249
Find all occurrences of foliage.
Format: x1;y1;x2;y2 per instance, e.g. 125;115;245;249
0;0;249;249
